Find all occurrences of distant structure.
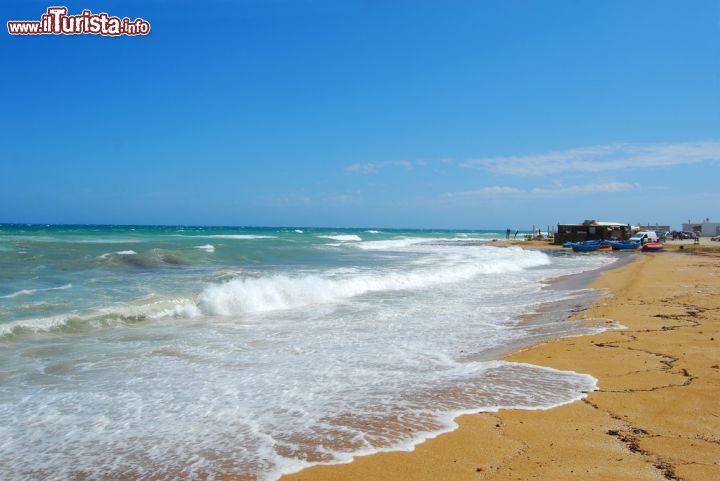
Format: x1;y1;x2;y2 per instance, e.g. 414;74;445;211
682;218;720;237
637;224;671;233
554;220;631;245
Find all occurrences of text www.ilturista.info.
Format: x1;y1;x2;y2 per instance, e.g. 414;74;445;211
7;7;150;36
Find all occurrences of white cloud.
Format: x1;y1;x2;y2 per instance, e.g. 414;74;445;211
345;160;426;174
531;182;639;195
259;190;361;206
328;191;361;203
443;186;524;198
443;182;639;199
459;140;720;176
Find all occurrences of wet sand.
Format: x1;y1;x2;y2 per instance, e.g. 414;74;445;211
280;252;720;481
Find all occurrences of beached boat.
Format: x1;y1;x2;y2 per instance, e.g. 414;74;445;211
563;240;599;249
641;242;664;252
611;241;640;250
571;242;601;252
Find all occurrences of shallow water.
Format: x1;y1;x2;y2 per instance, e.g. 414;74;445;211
0;225;616;480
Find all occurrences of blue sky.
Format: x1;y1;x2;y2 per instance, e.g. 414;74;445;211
2;0;718;229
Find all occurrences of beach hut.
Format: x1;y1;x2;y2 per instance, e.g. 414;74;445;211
554;220;631;245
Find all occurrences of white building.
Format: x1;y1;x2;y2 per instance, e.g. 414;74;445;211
682;220;720;237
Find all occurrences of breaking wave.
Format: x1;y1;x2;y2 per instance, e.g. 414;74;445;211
353;237;435;250
202;235;276;240
2;247;552;337
0;284;73;299
96;249;189;269
167;247;551;317
0;296;191;339
317;234;362;242
350;237;486;250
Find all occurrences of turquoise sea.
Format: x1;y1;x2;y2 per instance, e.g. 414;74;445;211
0;225;616;480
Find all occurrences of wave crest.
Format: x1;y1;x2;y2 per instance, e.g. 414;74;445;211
178;247;551;317
0;284;73;299
96;249;188;269
317;235;362;242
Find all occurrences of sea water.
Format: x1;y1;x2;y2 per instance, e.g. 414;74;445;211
0;225;616;480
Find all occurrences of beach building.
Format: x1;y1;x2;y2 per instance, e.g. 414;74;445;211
637;224;671;233
554;220;631;245
682;219;720;236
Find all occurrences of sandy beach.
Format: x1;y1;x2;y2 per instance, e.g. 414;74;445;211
5;1;718;479
280;250;720;481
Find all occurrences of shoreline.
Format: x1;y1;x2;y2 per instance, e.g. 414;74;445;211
271;249;625;480
279;251;720;481
269;253;618;480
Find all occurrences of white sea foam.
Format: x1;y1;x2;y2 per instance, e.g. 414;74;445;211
203;235;276;239
316;234;362;242
0;295;196;337
294;229;304;233
365;230;381;234
353;237;434;250
0;239;619;481
97;251;135;259
73;238;143;244
0;284;72;299
164;247;552;318
0;353;598;481
193;244;216;253
354;236;494;250
0;314;75;337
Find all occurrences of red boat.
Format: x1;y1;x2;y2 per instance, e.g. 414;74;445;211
641;242;664;252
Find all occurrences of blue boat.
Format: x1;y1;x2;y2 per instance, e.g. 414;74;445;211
564;241;598;248
611;241;640;251
571;242;602;252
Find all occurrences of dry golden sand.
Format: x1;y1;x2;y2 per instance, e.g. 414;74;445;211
280;252;720;481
